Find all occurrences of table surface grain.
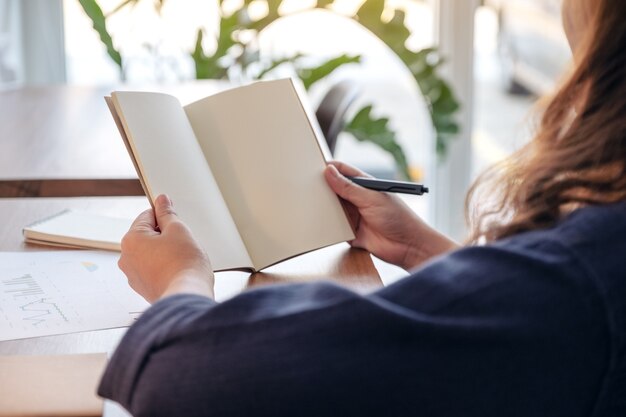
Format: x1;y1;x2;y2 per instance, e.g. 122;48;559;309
0;197;383;356
0;84;403;416
0;83;231;180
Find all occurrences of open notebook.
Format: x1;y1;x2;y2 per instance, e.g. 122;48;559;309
106;79;354;272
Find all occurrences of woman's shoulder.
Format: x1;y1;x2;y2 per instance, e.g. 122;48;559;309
490;201;626;417
383;201;626;336
519;200;626;255
500;201;626;320
497;200;626;318
381;226;602;329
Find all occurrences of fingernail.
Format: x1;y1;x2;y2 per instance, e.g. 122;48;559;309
156;194;170;206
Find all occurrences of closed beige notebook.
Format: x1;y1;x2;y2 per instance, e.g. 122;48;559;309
23;210;133;251
0;353;106;417
106;78;355;272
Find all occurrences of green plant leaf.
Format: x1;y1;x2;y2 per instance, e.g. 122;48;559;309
345;105;411;180
358;8;411;54
255;54;303;79
247;0;284;32
353;3;460;159
79;0;461;167
316;0;334;7
191;29;227;79
77;0;123;73
267;0;283;18
105;0;137;18
191;8;242;79
296;54;360;90
399;49;461;159
215;11;240;60
355;0;384;29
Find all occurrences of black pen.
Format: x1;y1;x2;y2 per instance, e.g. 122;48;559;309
347;176;429;196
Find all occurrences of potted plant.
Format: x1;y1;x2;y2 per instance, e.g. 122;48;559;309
78;0;460;179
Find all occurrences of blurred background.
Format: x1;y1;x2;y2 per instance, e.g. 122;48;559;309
0;0;571;240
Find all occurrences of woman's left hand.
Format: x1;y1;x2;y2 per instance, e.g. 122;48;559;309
118;194;215;303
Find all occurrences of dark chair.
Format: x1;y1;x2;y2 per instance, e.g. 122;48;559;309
315;80;361;155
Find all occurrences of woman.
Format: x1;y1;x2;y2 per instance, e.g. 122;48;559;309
99;0;626;415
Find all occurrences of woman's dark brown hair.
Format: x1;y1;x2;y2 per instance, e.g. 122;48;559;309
466;0;626;243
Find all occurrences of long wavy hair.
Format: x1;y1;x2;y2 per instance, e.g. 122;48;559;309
466;0;626;243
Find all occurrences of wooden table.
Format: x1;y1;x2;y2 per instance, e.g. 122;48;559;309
0;197;385;415
0;196;383;357
0;83;231;197
0;83;407;415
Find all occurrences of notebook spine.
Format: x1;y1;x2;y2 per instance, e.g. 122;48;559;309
23;209;71;234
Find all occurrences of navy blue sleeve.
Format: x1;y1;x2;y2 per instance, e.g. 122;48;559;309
98;239;611;417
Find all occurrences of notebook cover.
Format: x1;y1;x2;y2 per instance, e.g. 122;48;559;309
23;210;133;251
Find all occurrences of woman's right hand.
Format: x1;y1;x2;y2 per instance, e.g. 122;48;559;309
325;161;459;271
118;194;215;303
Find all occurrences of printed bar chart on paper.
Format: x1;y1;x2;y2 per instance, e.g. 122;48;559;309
2;274;45;298
0;251;148;341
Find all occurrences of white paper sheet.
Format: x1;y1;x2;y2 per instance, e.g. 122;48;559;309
0;251;148;341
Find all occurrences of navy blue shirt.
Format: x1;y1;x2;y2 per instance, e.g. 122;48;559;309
99;202;626;416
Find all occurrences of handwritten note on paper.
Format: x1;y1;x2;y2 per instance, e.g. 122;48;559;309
0;251;148;341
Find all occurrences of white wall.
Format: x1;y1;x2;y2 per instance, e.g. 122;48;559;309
432;0;480;241
20;0;66;84
0;0;20;86
0;0;66;86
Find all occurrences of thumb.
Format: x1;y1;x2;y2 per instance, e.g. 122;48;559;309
324;165;379;207
154;194;179;230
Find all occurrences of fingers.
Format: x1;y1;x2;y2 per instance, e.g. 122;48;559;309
327;161;372;178
123;210;157;255
324;164;380;207
154;194;179;230
129;208;158;234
